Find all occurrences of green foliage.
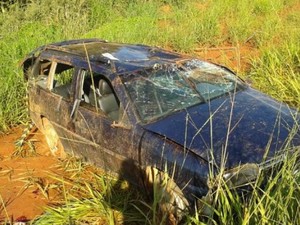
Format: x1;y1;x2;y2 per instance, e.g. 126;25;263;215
249;32;300;108
1;0;299;132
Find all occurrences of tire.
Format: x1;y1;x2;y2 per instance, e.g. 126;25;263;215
144;166;189;221
42;118;66;159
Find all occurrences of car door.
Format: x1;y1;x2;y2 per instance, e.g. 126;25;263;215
70;69;140;177
27;56;90;150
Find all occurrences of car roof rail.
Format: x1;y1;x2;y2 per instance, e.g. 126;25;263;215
48;38;108;47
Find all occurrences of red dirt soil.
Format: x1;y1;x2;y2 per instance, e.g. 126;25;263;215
0;127;62;222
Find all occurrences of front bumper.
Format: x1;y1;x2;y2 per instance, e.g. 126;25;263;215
196;148;300;215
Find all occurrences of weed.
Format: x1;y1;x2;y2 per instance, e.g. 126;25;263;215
0;193;10;224
33;161;143;225
249;33;300;108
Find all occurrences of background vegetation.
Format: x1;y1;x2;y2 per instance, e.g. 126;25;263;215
0;0;299;224
0;0;299;132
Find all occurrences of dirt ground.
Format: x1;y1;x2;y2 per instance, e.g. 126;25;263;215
0;127;62;223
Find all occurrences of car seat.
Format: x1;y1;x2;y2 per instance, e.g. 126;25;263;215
98;79;119;121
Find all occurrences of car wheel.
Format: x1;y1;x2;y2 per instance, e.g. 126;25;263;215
144;166;189;221
42;118;66;159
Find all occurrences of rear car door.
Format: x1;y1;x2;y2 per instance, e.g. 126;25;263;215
27;57;140;178
27;56;84;151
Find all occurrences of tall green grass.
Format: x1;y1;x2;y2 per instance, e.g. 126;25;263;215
1;0;299;133
249;32;300;108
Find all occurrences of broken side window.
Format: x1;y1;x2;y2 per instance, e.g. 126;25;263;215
32;59;52;89
79;72;121;122
51;63;75;100
80;72;103;108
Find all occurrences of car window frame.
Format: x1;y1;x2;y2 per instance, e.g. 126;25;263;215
31;57;81;120
47;61;57;90
75;69;132;129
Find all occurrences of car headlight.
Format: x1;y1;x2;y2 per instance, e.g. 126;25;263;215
198;164;260;216
223;163;260;188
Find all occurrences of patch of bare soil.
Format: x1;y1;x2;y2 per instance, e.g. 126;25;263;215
160;4;172;14
194;42;259;73
0;127;62;222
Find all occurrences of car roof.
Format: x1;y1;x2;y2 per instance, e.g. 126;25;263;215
23;39;187;75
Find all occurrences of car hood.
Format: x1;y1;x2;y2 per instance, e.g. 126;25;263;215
143;88;300;168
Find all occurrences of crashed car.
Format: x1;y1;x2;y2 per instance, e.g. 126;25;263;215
22;38;300;215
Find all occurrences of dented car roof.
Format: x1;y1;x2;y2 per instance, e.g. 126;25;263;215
23;38;185;76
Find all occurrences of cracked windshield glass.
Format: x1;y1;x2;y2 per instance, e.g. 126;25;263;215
122;60;243;123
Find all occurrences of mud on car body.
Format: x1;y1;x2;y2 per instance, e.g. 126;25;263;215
22;38;300;216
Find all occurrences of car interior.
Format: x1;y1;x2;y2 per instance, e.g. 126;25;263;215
33;59;120;121
83;75;120;121
97;79;119;121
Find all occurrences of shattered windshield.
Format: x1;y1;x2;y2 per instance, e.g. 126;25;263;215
122;59;243;123
182;60;243;101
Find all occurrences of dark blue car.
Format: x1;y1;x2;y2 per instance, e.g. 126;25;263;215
22;39;300;216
